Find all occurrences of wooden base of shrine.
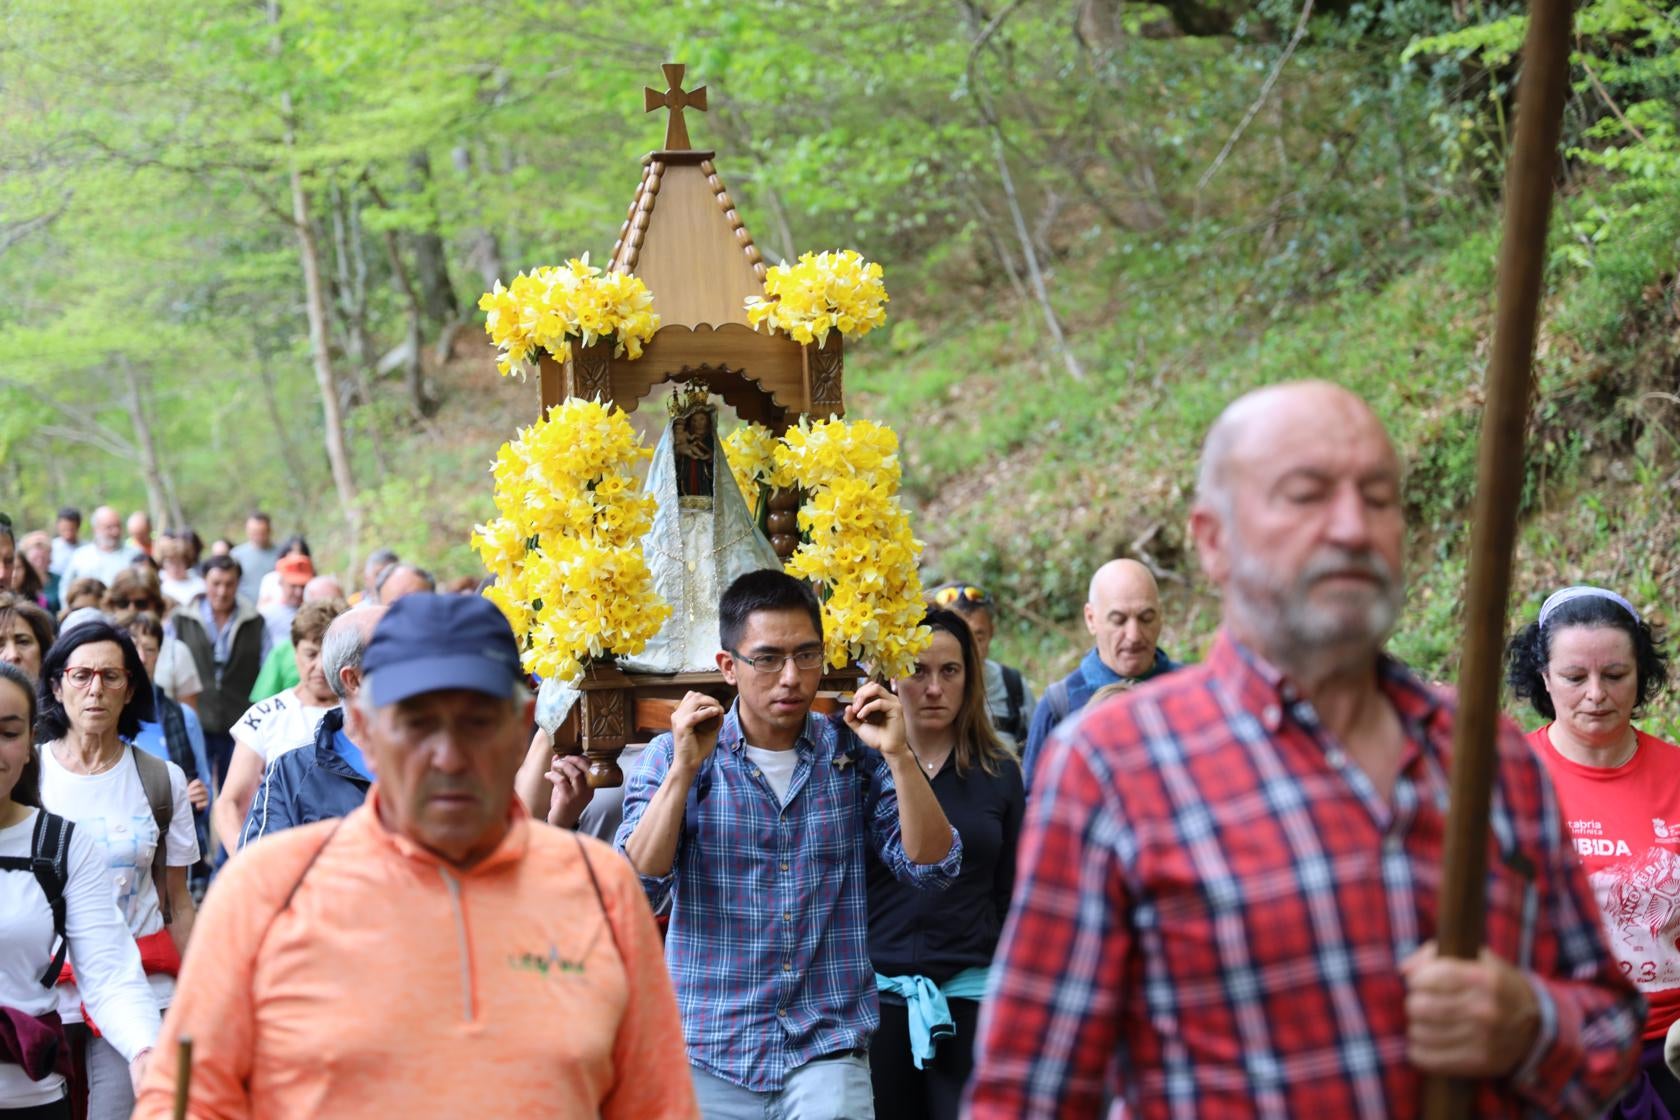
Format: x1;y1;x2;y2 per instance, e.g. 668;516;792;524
555;666;864;787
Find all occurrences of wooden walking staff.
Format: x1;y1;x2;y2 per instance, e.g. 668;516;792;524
1423;0;1573;1116
171;1035;194;1120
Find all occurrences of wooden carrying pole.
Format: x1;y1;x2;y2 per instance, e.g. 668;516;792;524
172;1035;194;1120
1423;0;1573;1116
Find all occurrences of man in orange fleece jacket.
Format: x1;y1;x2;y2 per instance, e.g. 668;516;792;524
133;593;698;1119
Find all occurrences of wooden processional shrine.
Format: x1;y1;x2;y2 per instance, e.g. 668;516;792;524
540;64;855;786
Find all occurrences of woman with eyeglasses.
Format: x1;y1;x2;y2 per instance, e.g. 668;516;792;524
0;660;162;1118
102;571;201;714
34;623;198;1120
868;608;1024;1120
928;583;1036;751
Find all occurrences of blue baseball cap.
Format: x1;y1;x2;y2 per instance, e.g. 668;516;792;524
361;593;524;708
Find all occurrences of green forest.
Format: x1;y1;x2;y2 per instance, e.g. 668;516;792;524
2;0;1676;728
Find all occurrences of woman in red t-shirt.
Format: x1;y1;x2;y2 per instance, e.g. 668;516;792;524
1508;584;1675;1116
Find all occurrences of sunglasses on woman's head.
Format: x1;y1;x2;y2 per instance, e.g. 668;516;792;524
933;584;991;608
109;598;155;611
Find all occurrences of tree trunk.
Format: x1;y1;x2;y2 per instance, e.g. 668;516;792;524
254;350;313;490
959;178;1031;304
407;150;458;330
115;358;185;529
270;0;359;546
327;180;393;477
288;166;360;540
365;176;437;419
960;0;1086;382
990;133;1085;381
328;180;373;374
452;144;505;291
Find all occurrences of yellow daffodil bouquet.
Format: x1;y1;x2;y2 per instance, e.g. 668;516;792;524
478;256;660;379
770;418;931;680
471;398;670;683
722;422;790;520
744;249;888;346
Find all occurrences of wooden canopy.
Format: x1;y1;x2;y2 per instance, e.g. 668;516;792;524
539;63;845;430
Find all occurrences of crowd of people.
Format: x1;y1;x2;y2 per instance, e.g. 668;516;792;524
0;378;1674;1119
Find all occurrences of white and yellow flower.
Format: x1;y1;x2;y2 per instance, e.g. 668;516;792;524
471;398;669;682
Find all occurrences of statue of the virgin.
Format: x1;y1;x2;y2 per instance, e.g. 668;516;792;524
537;385;780;732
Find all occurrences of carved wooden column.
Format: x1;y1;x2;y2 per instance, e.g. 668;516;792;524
766;486;801;561
538;351;564;414
564;339;615;404
577;661;632;788
804;333;845;418
538;340;618;412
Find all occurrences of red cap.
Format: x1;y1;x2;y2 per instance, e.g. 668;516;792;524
277;554;315;586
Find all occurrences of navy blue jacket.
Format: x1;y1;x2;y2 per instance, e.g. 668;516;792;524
1022;646;1181;791
240;707;370;847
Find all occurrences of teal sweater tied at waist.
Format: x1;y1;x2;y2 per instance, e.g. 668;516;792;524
874;966;990;1069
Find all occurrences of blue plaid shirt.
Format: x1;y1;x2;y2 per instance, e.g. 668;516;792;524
615;703;962;1091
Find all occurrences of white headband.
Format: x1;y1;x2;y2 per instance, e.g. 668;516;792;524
1538;585;1641;628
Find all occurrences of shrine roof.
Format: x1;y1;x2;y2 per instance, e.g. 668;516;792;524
608;66;770;331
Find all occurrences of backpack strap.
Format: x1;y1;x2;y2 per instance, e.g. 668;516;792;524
33;811;74;987
154;690;198;783
129;747;176;925
0;811;77;987
1045;677;1072;725
1000;666;1027;738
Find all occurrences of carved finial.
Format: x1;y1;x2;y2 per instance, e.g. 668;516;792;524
643;63;708;151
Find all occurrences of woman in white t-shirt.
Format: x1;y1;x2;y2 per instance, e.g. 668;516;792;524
209;599;344;854
33;624;197;1120
0;661;160;1119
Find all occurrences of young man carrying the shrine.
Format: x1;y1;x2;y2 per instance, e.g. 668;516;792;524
617;569;962;1120
967;381;1642;1119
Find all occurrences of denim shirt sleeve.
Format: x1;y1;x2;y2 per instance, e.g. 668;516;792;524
861;746;962;889
614;733;681;911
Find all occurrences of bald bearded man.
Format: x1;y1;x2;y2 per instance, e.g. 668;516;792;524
968;381;1640;1119
1021;558;1180;790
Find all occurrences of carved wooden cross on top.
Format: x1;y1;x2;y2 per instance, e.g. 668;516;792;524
644;63;707;151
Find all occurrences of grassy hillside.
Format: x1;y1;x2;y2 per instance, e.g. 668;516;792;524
846;180;1680;738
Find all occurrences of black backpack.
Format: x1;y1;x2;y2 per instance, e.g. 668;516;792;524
996;665;1028;740
0;810;76;987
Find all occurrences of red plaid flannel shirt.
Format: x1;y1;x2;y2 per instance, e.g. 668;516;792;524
966;632;1641;1119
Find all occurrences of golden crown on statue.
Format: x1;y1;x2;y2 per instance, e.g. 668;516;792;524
665;382;713;420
